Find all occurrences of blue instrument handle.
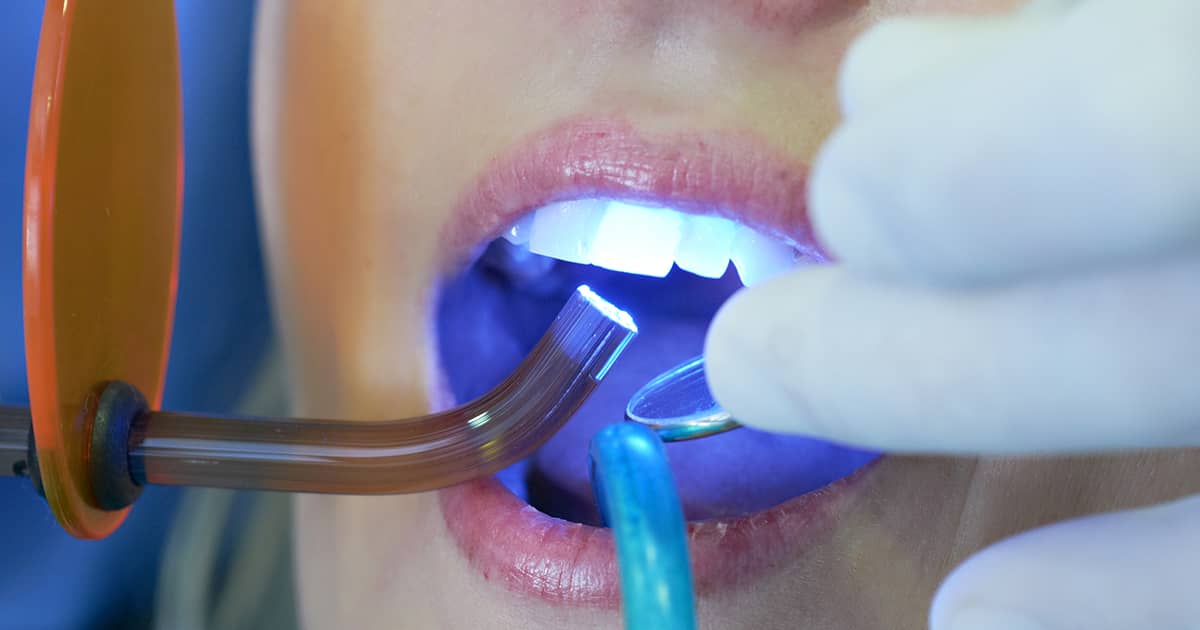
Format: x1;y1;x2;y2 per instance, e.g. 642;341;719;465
589;422;696;630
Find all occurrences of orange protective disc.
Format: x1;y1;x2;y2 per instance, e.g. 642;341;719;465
23;0;182;539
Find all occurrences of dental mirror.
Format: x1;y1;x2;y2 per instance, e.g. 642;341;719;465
626;356;742;442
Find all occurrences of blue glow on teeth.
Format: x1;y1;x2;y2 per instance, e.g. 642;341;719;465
517;199;796;284
529;199;607;264
589;202;683;278
502;213;534;246
675;214;736;279
730;226;795;286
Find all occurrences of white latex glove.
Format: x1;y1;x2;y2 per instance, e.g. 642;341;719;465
704;1;1200;628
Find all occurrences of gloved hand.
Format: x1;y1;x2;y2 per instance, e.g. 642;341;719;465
704;1;1200;628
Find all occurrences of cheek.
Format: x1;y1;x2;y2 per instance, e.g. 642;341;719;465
295;493;625;629
293;495;451;627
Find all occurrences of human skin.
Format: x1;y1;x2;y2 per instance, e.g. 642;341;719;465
250;1;1200;628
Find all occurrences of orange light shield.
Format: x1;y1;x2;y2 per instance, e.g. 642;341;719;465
23;0;182;539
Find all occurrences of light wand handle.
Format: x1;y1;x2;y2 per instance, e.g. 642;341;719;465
120;286;636;495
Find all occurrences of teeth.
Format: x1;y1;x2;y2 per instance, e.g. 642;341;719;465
507;200;797;286
675;214;736;278
528;199;607;264
589;202;683;277
501;213;534;246
730;226;796;286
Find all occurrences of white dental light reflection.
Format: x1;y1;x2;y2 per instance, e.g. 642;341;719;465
503;213;534;246
577;284;638;333
675;214;736;278
589;202;683;277
730;226;795;286
514;198;799;285
529;199;607;264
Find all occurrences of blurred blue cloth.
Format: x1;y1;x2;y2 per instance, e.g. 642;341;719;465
0;1;271;628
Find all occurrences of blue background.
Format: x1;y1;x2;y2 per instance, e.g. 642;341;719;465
0;2;270;627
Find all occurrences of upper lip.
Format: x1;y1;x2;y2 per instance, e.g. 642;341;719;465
439;114;819;273
436;115;864;608
560;1;847;40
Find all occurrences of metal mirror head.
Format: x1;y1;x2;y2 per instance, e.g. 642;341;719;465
625;356;741;442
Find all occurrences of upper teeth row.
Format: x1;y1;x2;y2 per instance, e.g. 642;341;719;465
500;199;798;286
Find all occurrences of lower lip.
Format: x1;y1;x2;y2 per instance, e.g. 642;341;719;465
438;457;881;608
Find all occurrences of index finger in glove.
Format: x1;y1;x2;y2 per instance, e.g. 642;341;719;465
704;255;1200;454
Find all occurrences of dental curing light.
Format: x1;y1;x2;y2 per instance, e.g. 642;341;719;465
9;0;638;539
4;285;636;538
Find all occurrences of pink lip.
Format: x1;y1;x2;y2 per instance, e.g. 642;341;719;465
436;115;858;608
440;461;878;608
728;0;851;36
439;115;823;270
557;1;848;39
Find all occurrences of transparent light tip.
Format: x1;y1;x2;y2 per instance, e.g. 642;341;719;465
578;284;638;333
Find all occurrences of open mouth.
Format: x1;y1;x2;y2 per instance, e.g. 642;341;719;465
435;117;880;607
440;200;877;525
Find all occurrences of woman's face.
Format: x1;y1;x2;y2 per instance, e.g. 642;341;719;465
252;1;1200;628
